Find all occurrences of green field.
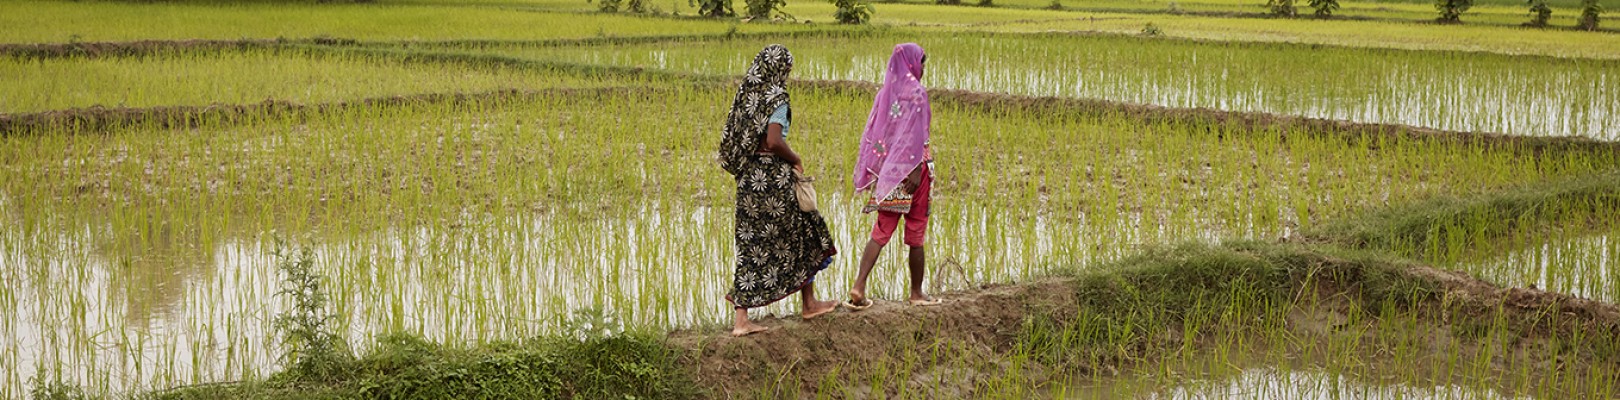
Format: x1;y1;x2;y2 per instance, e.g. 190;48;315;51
3;0;1619;398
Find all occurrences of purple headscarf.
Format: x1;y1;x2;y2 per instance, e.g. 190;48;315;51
853;43;931;199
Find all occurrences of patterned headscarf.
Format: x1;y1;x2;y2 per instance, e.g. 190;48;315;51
853;43;931;198
718;44;794;177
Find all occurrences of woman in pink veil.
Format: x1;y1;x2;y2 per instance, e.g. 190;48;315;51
846;43;941;310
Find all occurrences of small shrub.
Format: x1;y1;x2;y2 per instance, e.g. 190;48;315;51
1435;0;1472;22
977;0;994;6
271;237;353;383
1309;0;1339;18
1046;0;1063;10
1267;0;1297;17
1526;0;1552;26
935;0;962;5
1578;0;1602;30
830;0;875;23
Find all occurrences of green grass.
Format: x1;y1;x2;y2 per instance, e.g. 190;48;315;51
155;332;698;400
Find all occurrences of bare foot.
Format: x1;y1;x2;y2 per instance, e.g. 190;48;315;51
908;295;943;307
802;300;839;320
731;321;771;337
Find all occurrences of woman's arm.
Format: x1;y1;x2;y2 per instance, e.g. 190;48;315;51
760;123;802;167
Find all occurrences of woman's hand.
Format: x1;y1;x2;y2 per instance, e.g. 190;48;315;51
794;163;805;175
902;166;923;194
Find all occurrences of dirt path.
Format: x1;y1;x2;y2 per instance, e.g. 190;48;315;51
669;263;1620;399
670;278;1078;399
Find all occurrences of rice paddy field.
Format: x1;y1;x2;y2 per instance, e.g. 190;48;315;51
3;0;1619;398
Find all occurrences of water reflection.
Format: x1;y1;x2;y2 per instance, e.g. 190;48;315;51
1443;234;1617;303
7;196;1209;396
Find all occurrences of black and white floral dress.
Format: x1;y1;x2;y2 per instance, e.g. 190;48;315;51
717;45;837;309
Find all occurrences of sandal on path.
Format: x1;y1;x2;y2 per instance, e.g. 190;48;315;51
842;294;874;311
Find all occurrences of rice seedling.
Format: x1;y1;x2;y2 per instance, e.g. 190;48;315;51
464;31;1620;138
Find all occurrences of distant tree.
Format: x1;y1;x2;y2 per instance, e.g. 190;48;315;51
1309;0;1339;17
1435;0;1472;22
745;0;789;19
830;0;873;23
591;0;647;13
1526;0;1552;26
1267;0;1297;17
1578;0;1603;30
977;0;993;6
936;0;962;5
692;0;735;17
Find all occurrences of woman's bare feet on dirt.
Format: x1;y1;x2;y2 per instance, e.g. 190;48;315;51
908;294;943;307
731;320;771;337
802;300;840;320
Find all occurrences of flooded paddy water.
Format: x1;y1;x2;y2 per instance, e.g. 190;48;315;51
3;32;1620;397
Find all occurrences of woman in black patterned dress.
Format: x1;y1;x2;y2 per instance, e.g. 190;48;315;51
717;44;839;337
